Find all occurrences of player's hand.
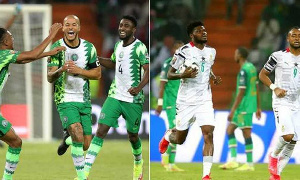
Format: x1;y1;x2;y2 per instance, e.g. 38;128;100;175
49;23;62;39
256;108;262;120
227;111;234;122
65;61;83;75
212;76;222;85
128;86;141;96
155;105;163;116
181;66;198;78
274;88;287;98
48;46;66;56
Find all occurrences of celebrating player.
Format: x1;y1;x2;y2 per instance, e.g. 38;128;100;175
47;15;101;180
155;41;184;172
259;27;300;180
83;15;149;180
0;23;63;180
158;20;221;180
219;47;261;171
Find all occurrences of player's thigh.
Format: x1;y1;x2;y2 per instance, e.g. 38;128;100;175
291;109;300;141
121;102;143;133
235;113;253;129
166;106;176;129
195;103;215;127
0;127;22;148
80;105;92;136
0;115;12;137
99;97;122;128
274;106;294;137
57;102;81;129
175;104;196;131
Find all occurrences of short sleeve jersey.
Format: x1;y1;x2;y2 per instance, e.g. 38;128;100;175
235;62;258;113
160;57;180;108
0;50;20;93
170;42;216;105
108;39;149;104
48;38;98;105
263;49;300;109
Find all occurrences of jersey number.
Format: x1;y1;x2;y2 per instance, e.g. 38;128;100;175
294;68;297;78
201;62;205;72
119;64;123;74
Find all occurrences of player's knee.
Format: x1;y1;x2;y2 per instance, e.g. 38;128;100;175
9;137;22;148
128;133;139;143
203;132;213;144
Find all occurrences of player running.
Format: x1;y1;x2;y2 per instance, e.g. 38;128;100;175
0;23;63;180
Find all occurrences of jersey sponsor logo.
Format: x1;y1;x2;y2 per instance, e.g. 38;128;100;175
71;54;78;61
2;120;8;127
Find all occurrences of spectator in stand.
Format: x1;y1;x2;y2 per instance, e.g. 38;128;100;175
226;0;245;25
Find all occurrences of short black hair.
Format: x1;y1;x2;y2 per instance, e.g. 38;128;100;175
187;21;204;36
122;15;137;27
288;26;300;35
237;47;249;59
0;27;8;44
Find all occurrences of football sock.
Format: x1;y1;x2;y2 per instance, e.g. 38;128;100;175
131;138;142;164
2;147;21;180
167;143;176;164
228;134;237;161
278;143;295;174
84;136;103;176
245;137;253;163
65;136;72;145
272;136;289;157
203;156;213;177
71;142;85;180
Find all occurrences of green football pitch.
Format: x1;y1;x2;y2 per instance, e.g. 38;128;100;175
151;162;300;180
0;140;149;180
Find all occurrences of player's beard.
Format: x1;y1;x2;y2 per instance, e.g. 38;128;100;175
194;38;207;44
290;43;300;50
65;33;78;42
119;32;132;41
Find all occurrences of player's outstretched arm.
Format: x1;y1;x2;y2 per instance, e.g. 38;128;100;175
20;46;66;64
15;23;62;64
97;56;115;69
128;63;149;96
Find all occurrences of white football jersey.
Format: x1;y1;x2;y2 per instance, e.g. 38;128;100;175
170;42;216;105
264;49;300;109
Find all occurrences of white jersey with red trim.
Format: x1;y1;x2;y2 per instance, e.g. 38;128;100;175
170;42;216;105
263;48;300;109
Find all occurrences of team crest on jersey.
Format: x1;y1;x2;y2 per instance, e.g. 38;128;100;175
71;54;78;61
2;120;8;127
63;116;68;123
99;113;105;119
119;51;124;58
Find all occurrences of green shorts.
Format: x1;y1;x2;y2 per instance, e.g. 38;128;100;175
57;102;92;135
165;105;176;129
0;114;12;137
232;112;253;129
99;97;143;133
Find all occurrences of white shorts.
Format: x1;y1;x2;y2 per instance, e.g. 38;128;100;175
273;106;300;141
175;102;215;131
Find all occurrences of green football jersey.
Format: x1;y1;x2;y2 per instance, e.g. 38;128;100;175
48;38;98;105
160;57;179;109
235;62;258;113
0;50;20;93
108;39;149;104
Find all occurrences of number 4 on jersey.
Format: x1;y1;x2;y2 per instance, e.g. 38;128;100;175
119;64;123;74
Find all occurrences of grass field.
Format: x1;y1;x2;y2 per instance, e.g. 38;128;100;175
0;140;149;180
151;162;300;180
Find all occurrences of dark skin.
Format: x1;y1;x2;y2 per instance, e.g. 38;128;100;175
96;18;149;144
167;25;221;157
47;16;101;150
259;28;300;143
227;49;261;146
0;23;63;148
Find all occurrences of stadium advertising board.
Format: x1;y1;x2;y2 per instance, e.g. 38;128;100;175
150;110;300;164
